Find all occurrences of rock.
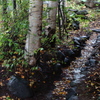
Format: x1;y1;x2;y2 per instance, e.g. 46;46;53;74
81;67;89;72
92;29;100;33
66;88;77;100
97;35;100;39
68;9;78;13
42;52;52;62
93;35;100;48
96;35;100;42
81;16;88;20
85;59;98;67
57;50;65;61
71;21;80;30
73;36;88;46
63;57;71;67
73;37;81;45
53;63;62;74
68;95;79;100
63;49;75;57
76;10;88;15
70;81;78;87
73;47;82;57
89;59;98;67
85;60;90;66
74;45;82;49
80;36;89;40
64;57;70;63
7;75;33;98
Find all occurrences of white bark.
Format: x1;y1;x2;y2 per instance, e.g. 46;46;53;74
48;0;58;30
45;0;58;38
25;0;43;66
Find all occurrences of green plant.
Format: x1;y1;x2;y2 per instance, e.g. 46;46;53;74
0;0;29;68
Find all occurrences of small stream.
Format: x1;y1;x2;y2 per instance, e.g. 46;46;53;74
44;33;98;100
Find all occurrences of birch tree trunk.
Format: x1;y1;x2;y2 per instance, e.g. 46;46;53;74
45;0;58;47
25;0;43;66
48;0;58;30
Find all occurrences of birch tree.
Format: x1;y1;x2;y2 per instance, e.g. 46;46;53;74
25;0;43;66
46;0;58;47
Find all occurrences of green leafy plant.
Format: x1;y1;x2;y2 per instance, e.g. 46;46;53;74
0;0;29;69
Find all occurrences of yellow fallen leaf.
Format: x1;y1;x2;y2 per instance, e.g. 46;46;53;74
21;75;25;79
0;82;4;86
91;82;94;86
31;72;34;75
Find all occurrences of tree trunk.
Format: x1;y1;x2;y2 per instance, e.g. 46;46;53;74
13;0;16;10
25;0;43;66
46;0;58;47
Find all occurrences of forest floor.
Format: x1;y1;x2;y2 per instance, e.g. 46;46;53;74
0;14;100;100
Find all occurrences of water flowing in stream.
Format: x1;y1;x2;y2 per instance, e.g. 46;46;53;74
45;33;98;100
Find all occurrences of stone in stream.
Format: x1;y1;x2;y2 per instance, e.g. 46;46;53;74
56;50;65;61
81;67;89;72
53;63;62;74
96;35;100;42
66;88;77;100
92;29;100;33
7;75;33;98
70;81;77;87
63;49;75;57
68;95;79;100
73;36;89;46
93;35;100;48
85;59;98;67
62;57;71;67
73;37;81;45
80;35;89;41
72;46;82;57
64;57;71;64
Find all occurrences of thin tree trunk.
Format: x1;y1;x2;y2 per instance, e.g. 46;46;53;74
25;0;43;66
13;0;16;10
48;0;58;33
58;0;61;39
46;0;58;47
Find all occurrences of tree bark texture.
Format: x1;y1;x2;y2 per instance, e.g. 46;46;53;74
25;0;43;66
48;0;58;33
45;0;58;47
